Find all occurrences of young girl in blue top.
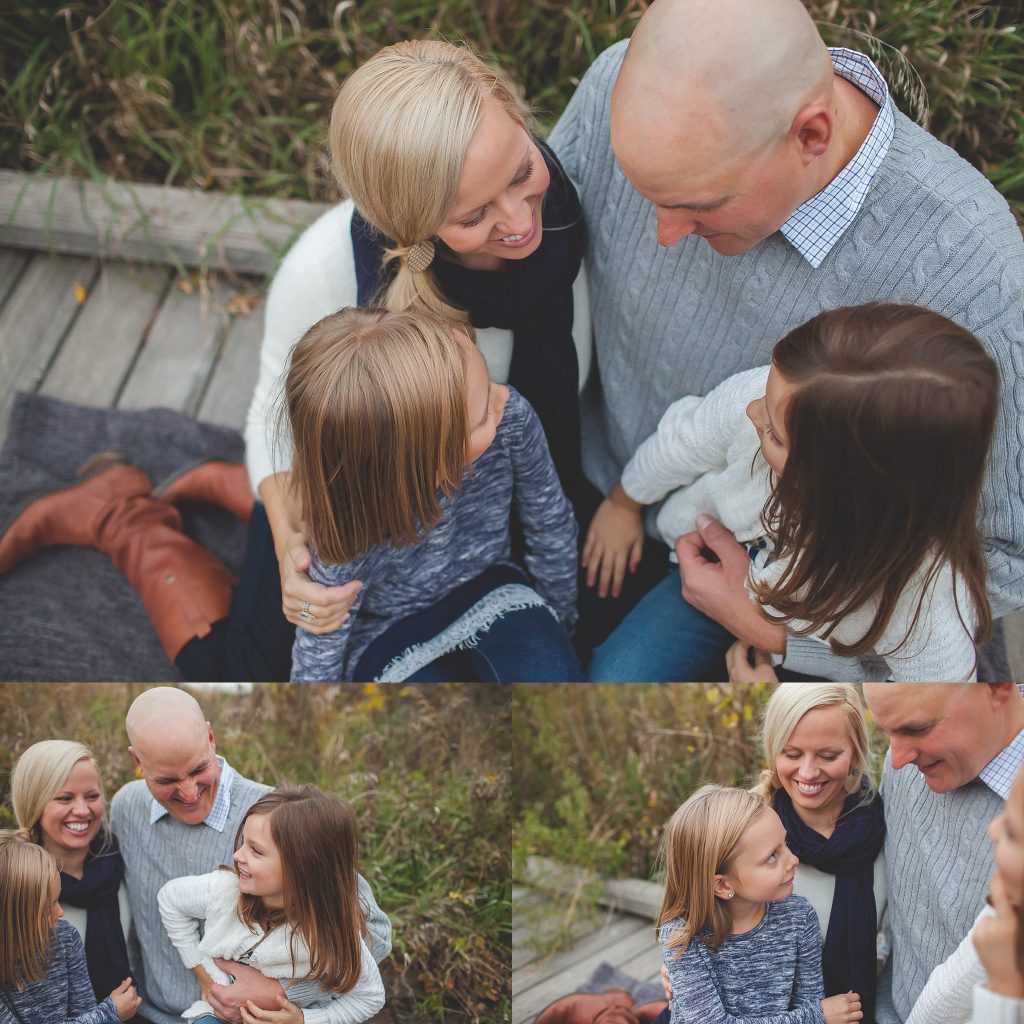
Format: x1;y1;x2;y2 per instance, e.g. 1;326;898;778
587;304;998;682
0;833;139;1024
285;306;580;682
656;785;862;1024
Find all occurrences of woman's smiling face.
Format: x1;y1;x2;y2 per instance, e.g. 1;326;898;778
436;99;550;269
775;704;854;829
38;759;104;862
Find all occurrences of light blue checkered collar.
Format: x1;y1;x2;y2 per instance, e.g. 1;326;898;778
978;727;1024;800
780;48;895;268
148;755;235;832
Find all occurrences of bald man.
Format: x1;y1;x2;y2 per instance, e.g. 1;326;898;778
109;688;391;1024
552;0;1024;678
863;683;1024;1023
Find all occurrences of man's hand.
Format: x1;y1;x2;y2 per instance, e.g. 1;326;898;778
675;514;786;654
207;959;288;1024
974;874;1024;998
280;530;361;634
240;995;304;1024
582;485;645;598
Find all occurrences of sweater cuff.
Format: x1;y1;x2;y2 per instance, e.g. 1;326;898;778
973;982;1024;1022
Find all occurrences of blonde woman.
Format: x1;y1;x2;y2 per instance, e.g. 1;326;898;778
11;741;132;1006
0;39;591;682
755;684;885;1024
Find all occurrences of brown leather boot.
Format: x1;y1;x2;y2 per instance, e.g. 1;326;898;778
535;990;637;1024
0;456;151;573
632;1002;669;1024
98;494;236;661
154;459;254;522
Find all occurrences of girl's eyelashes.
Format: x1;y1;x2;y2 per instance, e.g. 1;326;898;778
458;157;535;230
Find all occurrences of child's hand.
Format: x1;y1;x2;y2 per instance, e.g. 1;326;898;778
725;640;778;683
110;977;141;1021
240;994;304;1024
973;874;1024;997
582;484;645;598
821;992;862;1024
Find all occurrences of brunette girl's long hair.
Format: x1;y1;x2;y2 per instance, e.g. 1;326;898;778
753;303;998;658
233;787;366;993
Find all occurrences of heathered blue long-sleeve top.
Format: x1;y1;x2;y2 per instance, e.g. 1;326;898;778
0;919;118;1024
659;896;827;1024
291;388;578;681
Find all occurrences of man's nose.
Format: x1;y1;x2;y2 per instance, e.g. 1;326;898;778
655;207;697;247
889;739;915;771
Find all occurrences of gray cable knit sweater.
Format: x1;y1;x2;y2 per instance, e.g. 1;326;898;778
877;750;1004;1023
549;42;1024;677
0;919;118;1024
109;767;391;1024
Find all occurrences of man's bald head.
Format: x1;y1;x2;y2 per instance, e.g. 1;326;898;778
611;0;838;253
126;687;221;825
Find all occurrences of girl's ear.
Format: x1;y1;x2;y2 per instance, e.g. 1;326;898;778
713;873;735;901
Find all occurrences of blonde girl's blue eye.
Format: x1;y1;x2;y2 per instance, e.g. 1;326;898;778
767;852;778;864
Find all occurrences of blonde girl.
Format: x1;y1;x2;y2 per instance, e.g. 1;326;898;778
755;685;885;1024
158;787;384;1024
284;306;580;682
588;303;998;682
0;832;139;1024
11;740;132;1004
656;785;862;1024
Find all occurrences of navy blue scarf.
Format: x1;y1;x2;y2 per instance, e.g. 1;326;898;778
773;782;885;1024
58;831;131;1000
351;140;586;494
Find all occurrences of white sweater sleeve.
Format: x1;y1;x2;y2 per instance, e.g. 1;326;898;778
620;365;769;504
157;872;227;973
973;984;1024;1024
299;939;386;1024
905;906;992;1024
244;202;359;492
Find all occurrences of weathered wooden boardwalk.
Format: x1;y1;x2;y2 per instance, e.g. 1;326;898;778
513;860;664;1024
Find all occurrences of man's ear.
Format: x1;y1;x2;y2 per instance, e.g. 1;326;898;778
206;721;217;753
790;105;832;163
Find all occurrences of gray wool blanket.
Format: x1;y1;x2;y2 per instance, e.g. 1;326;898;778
0;392;1012;682
0;393;247;681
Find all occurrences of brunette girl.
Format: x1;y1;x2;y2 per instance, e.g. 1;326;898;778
283;306;580;682
158;787;384;1024
11;741;131;1005
586;303;997;682
656;785;862;1024
0;833;139;1024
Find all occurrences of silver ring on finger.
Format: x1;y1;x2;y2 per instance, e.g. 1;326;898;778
299;601;313;622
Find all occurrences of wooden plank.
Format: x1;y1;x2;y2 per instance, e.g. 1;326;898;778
0;252;97;445
513;917;658;1024
0;170;329;276
118;276;234;414
523;856;663;920
513;887;611;973
195;295;264;430
1004;610;1024;682
40;261;171;408
513;913;650;996
0;247;30;309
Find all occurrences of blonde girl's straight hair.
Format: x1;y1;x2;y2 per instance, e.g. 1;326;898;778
753;684;874;805
657;786;769;956
0;832;59;991
11;741;104;847
233;788;365;994
286;306;469;566
329;39;531;322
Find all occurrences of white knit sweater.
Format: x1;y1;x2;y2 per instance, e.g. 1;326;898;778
620;366;978;681
244;199;592;493
157;871;385;1024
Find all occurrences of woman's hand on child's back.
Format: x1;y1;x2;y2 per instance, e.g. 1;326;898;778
821;992;863;1024
582;484;645;598
240;994;304;1024
110;977;141;1021
974;874;1024;998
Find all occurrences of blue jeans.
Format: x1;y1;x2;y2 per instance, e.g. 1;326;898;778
587;568;734;681
407;605;583;681
190;1017;227;1024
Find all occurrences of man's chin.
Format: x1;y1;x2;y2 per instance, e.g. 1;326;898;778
702;233;756;257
